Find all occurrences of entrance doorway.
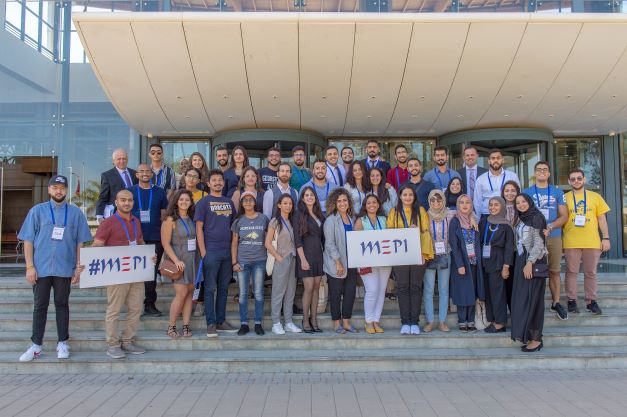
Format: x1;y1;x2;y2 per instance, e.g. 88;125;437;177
473;143;545;189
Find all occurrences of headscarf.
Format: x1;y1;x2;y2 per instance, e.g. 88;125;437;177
427;189;449;222
445;177;462;208
515;193;547;230
455;194;475;230
486;197;510;226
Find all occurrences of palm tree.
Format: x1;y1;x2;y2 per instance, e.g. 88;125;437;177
75;180;100;219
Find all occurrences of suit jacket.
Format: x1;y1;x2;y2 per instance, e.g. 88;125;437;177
96;167;138;216
362;158;391;178
457;166;488;196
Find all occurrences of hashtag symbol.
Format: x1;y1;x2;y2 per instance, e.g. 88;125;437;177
88;259;101;276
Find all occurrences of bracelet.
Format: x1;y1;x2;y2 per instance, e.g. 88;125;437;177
26;265;35;270
602;238;610;240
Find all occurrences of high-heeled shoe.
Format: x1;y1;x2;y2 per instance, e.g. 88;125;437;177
521;341;543;352
301;320;314;334
309;318;323;333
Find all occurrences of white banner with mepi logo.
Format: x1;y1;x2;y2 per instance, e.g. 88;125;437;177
79;245;156;288
346;229;423;268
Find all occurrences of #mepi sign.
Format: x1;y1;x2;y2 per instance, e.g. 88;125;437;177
346;229;423;268
79;245;156;288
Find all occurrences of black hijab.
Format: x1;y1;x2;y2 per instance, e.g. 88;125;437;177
445;178;462;208
515;193;546;231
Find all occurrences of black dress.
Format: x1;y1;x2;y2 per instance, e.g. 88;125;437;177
511;246;546;344
294;213;325;278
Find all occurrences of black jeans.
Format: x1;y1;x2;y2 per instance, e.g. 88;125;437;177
393;265;425;325
328;269;358;321
32;276;71;345
144;240;164;307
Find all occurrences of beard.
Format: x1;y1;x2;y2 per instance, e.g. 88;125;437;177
50;194;66;203
218;159;228;167
435;160;446;166
490;162;502;171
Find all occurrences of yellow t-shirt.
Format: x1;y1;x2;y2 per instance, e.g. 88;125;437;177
562;190;610;249
386;206;434;261
192;190;207;204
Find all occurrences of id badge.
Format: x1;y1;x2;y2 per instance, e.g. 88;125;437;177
140;210;150;223
51;227;65;241
187;238;197;252
574;214;586;227
193;287;201;302
540;208;550;220
129;240;137;246
465;243;476;258
434;241;446;255
482;245;491;258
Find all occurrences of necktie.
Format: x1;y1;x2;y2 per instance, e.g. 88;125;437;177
123;170;132;188
469;169;476;197
336;166;344;186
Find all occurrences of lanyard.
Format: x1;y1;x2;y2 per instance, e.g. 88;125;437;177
115;213;137;243
487;171;506;192
367;215;382;230
356;188;363;206
48;202;68;227
395;167;402;189
137;187;153;212
434;168;451;190
280;216;293;235
195;260;204;286
573;190;587;215
326;163;339;185
400;208;410;228
483;223;499;245
431;220;445;240
462;228;474;242
178;218;193;238
534;185;550;209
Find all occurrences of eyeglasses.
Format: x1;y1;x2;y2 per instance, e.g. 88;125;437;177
535;168;550;173
149;151;163;155
429;197;443;202
186;174;199;180
569;176;584;182
242;198;255;203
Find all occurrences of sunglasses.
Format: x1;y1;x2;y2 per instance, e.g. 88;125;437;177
149;151;163;155
569;176;584;182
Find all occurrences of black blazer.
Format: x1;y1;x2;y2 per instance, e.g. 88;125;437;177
96;167;138;216
479;217;515;274
457;166;488;195
362;158;391;178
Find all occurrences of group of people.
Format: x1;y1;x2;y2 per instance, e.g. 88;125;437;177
17;140;611;361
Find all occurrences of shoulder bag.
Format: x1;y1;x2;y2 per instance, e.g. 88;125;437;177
266;228;279;275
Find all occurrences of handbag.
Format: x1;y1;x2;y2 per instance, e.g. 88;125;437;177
358;267;373;275
266;229;278;275
159;255;183;281
474;300;489;330
533;255;550;278
317;276;328;314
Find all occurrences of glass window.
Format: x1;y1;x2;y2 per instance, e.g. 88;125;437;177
622;135;627;255
328;139;436;169
554;139;602;192
5;1;23;31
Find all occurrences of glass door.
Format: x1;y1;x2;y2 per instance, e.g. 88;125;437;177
471;143;543;189
159;139;211;176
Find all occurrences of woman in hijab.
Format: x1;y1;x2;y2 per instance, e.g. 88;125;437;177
479;197;515;333
449;194;485;332
423;190;451;333
501;180;521;226
511;193;548;352
445;177;463;215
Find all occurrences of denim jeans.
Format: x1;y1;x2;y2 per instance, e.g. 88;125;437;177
423;267;450;323
236;260;266;324
203;249;232;325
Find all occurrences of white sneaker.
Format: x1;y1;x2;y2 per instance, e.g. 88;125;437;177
284;322;302;333
19;344;42;362
410;325;421;335
57;341;70;359
272;323;285;335
400;325;411;335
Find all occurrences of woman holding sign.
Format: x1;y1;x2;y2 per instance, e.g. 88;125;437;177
355;194;391;334
449;194;485;332
161;189;198;338
387;185;433;335
323;188;359;334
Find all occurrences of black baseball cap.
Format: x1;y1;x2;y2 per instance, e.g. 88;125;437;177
49;175;68;187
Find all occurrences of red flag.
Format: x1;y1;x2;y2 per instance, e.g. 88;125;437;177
75;179;81;196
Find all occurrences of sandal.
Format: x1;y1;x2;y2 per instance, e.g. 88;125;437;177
343;325;358;333
167;325;180;339
335;327;346;334
386;292;397;301
182;324;192;337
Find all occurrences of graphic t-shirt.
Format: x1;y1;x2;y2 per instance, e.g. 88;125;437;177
231;213;269;263
563;190;610;249
194;195;235;251
258;167;279;191
523;184;566;238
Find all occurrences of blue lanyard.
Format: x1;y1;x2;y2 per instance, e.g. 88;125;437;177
150;169;165;187
195;260;204;286
280;217;292;234
400;208;410;228
367;215;382;230
432;220;445;240
48;202;68;227
483;223;499;245
178;218;193;238
115;213;137;243
573;190;587;215
434;168;451;190
137;187;153;211
327;163;339;185
395;167;402;189
487;171;506;192
534;185;550;209
462;228;475;241
356;188;363;206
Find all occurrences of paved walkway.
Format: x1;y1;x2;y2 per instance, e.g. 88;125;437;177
1;370;627;417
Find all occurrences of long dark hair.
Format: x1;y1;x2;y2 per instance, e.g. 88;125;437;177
395;184;419;227
189;152;209;182
236;166;263;192
326;187;354;217
501;180;521;202
230;145;250;169
368;167;390;203
297;186;324;237
163;189;195;222
178;167;202;189
357;194;385;219
272;194;295;233
445;177;462;208
345;160;371;190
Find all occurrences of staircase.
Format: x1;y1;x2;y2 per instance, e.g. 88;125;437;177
1;264;627;374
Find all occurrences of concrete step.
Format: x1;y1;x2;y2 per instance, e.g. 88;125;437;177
2;326;626;352
3;346;627;374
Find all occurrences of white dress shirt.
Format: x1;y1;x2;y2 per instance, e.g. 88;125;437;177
473;169;520;216
325;163;346;187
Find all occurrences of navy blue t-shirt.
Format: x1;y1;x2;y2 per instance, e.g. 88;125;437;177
194;195;235;251
128;185;168;241
258;167;279;191
222;168;240;198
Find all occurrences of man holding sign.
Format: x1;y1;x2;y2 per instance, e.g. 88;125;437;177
92;189;155;359
18;175;92;362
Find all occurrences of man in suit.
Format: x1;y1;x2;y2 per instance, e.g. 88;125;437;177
363;140;391;178
456;145;487;200
96;148;138;223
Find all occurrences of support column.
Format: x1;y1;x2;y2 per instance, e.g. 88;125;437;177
601;134;623;259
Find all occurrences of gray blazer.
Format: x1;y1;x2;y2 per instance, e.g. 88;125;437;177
516;222;547;263
323;213;355;279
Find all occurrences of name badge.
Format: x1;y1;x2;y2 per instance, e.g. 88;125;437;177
574;214;586;227
140;210;150;223
540;208;550;220
51;227;65;241
129;240;137;246
193;287;201;301
465;243;476;258
434;241;446;255
187;239;197;252
482;245;491;258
